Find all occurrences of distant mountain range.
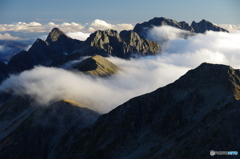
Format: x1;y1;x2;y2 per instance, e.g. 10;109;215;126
0;40;31;63
0;17;228;83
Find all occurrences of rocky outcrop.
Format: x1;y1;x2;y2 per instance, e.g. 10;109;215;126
191;19;229;33
75;29;160;58
73;55;120;77
56;63;240;159
134;17;228;38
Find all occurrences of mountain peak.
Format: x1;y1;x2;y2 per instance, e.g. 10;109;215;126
46;27;69;43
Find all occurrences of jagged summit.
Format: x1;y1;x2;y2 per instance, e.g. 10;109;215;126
78;29;160;58
45;27;82;54
134;17;194;38
46;28;69;43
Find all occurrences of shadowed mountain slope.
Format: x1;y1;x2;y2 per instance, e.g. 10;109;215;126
56;63;240;159
0;61;9;84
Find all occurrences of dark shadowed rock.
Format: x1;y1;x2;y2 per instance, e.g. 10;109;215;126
0;61;9;83
57;63;240;159
73;55;120;76
191;19;229;33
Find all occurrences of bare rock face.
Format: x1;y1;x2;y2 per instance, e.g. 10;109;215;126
56;63;240;159
77;29;160;58
73;55;120;77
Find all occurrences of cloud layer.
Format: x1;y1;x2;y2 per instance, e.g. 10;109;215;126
0;26;240;114
151;26;240;68
0;19;134;41
0;63;188;113
0;19;133;34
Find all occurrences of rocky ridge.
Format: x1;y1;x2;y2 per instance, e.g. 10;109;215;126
134;17;228;38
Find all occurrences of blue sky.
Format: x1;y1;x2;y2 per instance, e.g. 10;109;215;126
0;0;239;25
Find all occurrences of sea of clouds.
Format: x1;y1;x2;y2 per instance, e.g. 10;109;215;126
0;26;240;113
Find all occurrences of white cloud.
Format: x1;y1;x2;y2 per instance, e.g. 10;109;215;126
88;19;133;32
218;24;240;32
151;27;240;68
66;32;90;41
0;45;11;52
147;26;192;46
0;33;23;40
